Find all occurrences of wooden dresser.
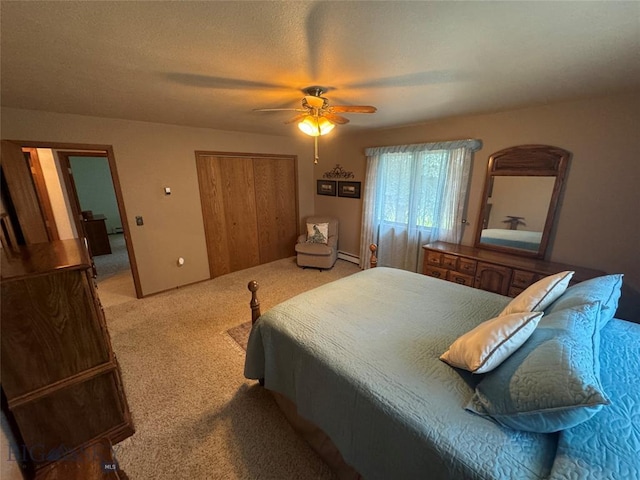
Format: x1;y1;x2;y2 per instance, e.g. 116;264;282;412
83;215;112;256
1;239;133;477
423;241;604;297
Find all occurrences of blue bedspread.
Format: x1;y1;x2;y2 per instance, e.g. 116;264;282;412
548;319;640;479
245;267;639;479
245;268;558;479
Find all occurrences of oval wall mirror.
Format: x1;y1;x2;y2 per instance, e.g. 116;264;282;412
474;145;570;259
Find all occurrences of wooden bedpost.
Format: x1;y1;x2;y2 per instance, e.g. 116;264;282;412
248;280;261;324
369;244;378;268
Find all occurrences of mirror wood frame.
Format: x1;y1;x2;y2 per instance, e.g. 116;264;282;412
474;145;570;259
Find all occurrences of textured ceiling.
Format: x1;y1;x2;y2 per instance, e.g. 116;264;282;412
1;1;639;137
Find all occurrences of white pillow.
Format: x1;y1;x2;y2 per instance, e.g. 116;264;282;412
440;312;543;374
306;222;329;244
500;271;574;316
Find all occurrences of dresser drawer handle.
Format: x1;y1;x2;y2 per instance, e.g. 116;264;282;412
431;271;441;278
428;254;441;265
454;277;465;284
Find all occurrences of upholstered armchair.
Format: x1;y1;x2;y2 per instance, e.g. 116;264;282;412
295;216;339;269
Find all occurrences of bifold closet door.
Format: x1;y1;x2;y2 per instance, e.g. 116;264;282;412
253;157;297;263
196;155;261;277
196;153;298;278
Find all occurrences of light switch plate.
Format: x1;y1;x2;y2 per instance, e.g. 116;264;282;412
135;216;144;226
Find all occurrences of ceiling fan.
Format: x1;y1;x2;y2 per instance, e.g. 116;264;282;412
254;86;377;163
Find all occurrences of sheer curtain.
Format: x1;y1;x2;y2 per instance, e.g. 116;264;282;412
359;139;482;271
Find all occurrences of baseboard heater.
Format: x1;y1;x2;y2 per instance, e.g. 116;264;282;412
338;251;360;265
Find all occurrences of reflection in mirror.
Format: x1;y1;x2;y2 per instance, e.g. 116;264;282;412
474;145;570;259
480;177;556;252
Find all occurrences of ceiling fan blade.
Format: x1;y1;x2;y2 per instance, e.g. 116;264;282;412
323;113;350;125
253;108;307;112
284;114;308;125
328;105;377;114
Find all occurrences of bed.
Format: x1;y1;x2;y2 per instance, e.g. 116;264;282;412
244;267;639;479
480;229;542;251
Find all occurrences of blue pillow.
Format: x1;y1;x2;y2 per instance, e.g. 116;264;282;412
545;274;623;329
466;302;609;433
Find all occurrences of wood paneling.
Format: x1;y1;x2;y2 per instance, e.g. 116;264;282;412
196;152;298;278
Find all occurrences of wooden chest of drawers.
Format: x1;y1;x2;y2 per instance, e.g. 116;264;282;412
423;241;604;297
1;239;133;477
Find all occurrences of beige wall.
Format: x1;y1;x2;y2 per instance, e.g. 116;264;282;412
1;108;316;295
487;176;555;231
317;92;640;293
3;93;639;297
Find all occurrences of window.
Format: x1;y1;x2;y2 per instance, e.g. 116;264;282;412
360;139;482;272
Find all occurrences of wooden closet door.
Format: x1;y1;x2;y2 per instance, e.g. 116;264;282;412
253;156;297;263
196;155;261;277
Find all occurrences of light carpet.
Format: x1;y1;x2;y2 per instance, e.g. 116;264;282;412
95;233;137;308
93;233;131;280
104;257;360;479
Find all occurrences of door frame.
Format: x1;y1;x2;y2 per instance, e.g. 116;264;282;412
3;140;142;299
0;140;49;244
56;151;107;242
23;147;60;241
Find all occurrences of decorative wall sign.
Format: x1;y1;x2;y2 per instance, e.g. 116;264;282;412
338;181;361;199
317;180;337;196
322;164;354;179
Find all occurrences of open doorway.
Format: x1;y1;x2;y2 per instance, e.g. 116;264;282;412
56;151;137;306
2;140;142;302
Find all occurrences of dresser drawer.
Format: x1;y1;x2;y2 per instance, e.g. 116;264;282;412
424;266;448;280
508;286;525;298
426;251;443;266
447;271;474;287
475;262;512;296
457;258;477;275
442;254;458;269
511;270;541;289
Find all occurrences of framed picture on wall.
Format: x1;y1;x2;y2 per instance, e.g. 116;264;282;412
317;180;337;196
338;181;361;199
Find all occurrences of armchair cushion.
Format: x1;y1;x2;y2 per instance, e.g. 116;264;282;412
295;241;334;256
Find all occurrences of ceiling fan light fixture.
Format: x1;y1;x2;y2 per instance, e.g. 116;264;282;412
298;115;335;137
